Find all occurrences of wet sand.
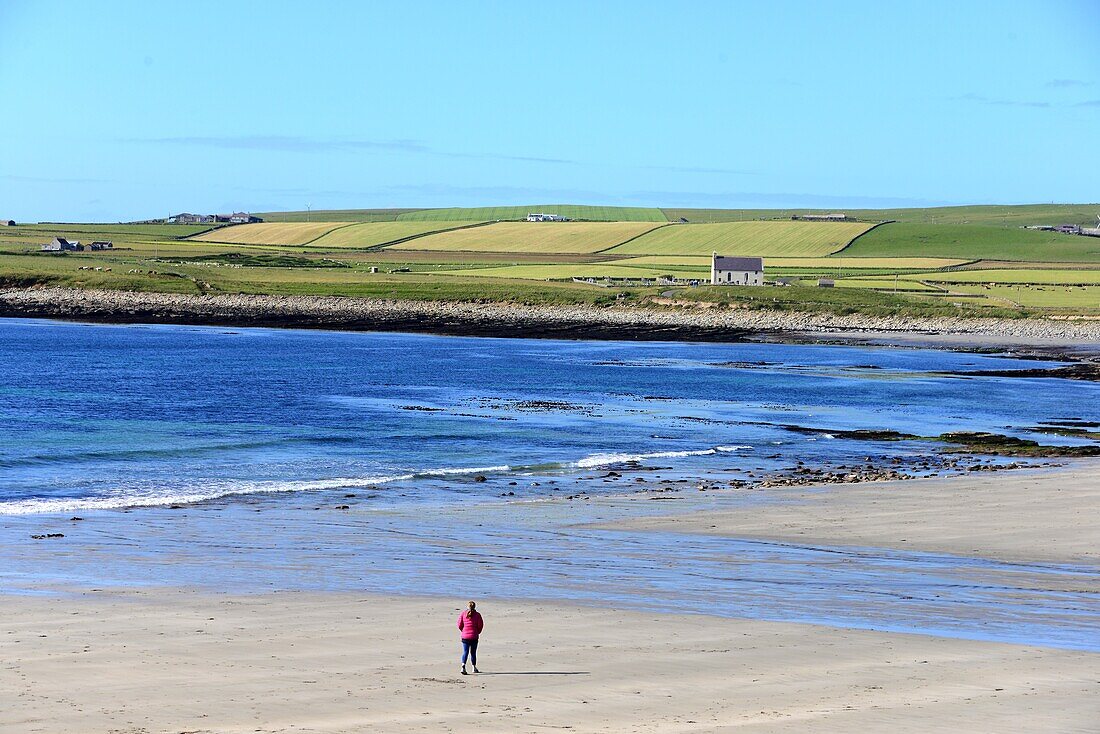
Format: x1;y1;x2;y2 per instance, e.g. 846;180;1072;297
610;462;1100;564
3;589;1097;733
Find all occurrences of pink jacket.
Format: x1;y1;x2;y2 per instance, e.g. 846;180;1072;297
458;610;484;639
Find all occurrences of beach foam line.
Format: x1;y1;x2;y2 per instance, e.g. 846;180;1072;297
0;447;754;515
574;445;751;468
0;474;417;516
416;465;511;477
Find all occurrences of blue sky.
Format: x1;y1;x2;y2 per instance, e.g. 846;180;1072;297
1;1;1097;221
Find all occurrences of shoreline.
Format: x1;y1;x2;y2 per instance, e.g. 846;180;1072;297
4;286;1100;351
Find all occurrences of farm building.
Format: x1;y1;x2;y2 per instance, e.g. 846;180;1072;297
41;237;82;252
2;219;14;226
817;278;835;288
792;213;849;222
527;213;570;222
711;254;764;286
169;213;215;224
89;240;113;250
217;212;264;224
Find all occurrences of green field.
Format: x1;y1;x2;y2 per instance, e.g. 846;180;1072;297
393;205;668;222
442;264;706;281
599;256;968;273
256;209;423;223
3;223;211;241
190;222;352;246
307;221;480;248
900;269;1100;285
945;284;1100;309
604;221;873;257
388;221;664;253
839;223;1100;261
662;204;1100;227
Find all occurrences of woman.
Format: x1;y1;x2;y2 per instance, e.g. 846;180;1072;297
457;600;484;675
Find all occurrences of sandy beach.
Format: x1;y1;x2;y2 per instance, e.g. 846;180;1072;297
609;463;1100;564
3;590;1097;734
3;465;1099;732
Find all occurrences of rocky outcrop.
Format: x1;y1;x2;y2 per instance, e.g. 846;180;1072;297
2;287;1099;344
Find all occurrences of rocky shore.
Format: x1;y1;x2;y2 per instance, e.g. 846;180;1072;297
3;286;1100;344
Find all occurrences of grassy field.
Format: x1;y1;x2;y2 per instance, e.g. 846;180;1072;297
899;269;1100;285
601;255;967;270
662;204;1100;227
388;221;664;253
255;209;422;223
3;223;211;242
393;206;668;222
829;278;944;292
604;221;873;257
306;221;480;248
441;264;706;281
190;222;352;246
944;284;1100;309
839;223;1100;261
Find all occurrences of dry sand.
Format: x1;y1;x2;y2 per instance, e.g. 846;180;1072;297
3;589;1098;734
612;463;1100;564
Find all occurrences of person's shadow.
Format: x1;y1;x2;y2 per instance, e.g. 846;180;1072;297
474;671;589;676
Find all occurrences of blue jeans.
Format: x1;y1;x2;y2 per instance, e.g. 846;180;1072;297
461;638;478;666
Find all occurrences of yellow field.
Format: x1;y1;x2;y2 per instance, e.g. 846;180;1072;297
190;222;350;246
388;222;663;254
603;255;967;269
308;221;478;248
603;221;874;257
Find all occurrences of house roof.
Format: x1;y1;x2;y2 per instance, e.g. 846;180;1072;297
713;255;763;271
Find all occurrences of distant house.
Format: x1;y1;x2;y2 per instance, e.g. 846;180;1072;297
41;237;83;252
229;212;263;224
711;254;764;286
817;278;835;288
89;240;113;250
1;219;14;226
793;213;849;222
526;213;570;222
1054;224;1081;234
169;213;215;224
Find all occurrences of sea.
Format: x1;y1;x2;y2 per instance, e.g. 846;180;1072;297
1;317;1098;650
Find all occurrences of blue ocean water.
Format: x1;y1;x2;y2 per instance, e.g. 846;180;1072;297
0;317;1096;514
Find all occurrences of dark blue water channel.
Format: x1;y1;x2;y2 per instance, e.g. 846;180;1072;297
1;318;1097;651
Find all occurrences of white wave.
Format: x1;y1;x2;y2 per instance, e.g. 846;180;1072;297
574;445;750;468
418;465;510;476
0;474;414;516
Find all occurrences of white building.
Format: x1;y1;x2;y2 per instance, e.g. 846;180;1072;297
526;213;570;222
711;254;763;286
41;237;82;252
